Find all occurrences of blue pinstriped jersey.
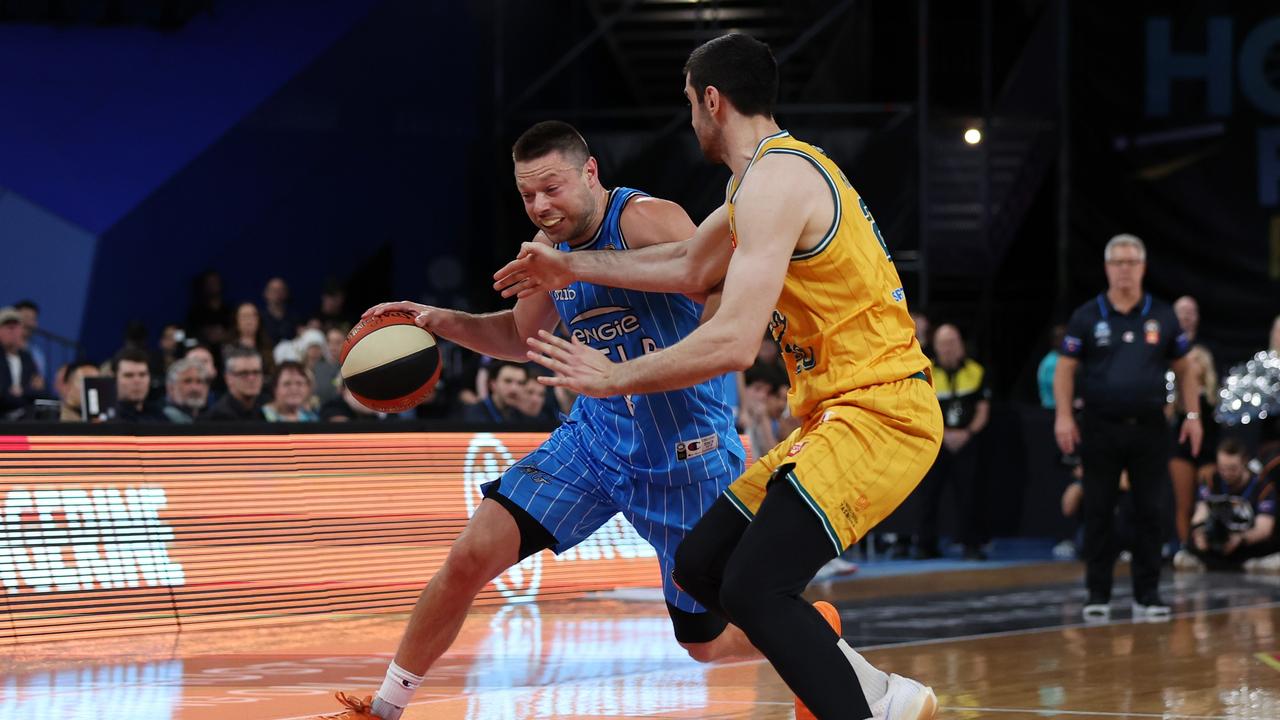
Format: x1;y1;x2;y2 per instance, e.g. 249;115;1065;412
550;187;745;485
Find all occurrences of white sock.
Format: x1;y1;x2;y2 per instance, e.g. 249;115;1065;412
371;661;423;719
836;638;890;705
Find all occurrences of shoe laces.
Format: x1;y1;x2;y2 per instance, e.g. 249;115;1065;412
321;692;377;719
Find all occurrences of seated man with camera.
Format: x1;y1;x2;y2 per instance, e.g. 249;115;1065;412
1175;438;1276;571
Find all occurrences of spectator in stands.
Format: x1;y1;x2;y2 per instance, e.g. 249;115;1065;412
58;361;100;421
461;361;529;423
0;306;46;419
915;324;991;560
1175;439;1276;572
208;347;267;421
739;361;788;454
322;377;389;422
296;327;341;405
912;310;934;361
13;300;46;378
180;344;220;401
318;280;350;328
158;324;186;374
261;277;299;346
1174;295;1225;375
187;270;233;348
162;358;212;423
1170;344;1219;548
111;348;168;423
515;369;559;423
1038;325;1067;410
226;301;276;377
263;361;319;422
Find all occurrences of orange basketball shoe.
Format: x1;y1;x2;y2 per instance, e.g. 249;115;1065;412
319;692;383;719
794;600;842;720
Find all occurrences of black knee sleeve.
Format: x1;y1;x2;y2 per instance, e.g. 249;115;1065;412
672;496;749;617
483;480;557;561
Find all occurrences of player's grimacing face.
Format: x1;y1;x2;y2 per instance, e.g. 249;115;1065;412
515;152;597;244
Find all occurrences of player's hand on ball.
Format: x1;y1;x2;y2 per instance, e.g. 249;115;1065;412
527;330;615;398
494;242;573;299
361;301;444;332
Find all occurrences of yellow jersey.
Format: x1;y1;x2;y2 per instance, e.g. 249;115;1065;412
727;130;929;419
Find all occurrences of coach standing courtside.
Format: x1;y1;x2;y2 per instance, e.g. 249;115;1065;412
1054;234;1202;620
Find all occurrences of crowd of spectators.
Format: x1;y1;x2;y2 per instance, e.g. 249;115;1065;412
4;256;1278;573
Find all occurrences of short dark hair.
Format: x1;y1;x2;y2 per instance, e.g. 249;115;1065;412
489;361;529;386
61;360;98;385
14;299;38;313
684;33;778;118
744;361;788;392
512;121;590;166
113;347;150;373
1217;438;1246;458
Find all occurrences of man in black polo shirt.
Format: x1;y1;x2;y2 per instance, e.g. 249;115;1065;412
1054;233;1203;620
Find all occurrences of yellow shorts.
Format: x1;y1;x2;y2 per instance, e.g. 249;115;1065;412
725;372;943;553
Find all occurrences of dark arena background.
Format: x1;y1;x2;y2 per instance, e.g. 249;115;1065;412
1;2;1279;719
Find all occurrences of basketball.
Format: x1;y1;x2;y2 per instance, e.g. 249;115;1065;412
340;310;443;413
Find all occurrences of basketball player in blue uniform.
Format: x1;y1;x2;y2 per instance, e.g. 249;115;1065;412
320;121;754;720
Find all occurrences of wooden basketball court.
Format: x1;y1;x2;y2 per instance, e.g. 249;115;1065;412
3;562;1278;719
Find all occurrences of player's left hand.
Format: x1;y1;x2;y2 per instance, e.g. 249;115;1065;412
494;242;573;299
1179;416;1203;458
526;330;616;398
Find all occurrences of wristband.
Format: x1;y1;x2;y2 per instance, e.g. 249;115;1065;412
1185;412;1200;420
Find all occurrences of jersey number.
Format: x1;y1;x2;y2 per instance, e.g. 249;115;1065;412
858;197;891;261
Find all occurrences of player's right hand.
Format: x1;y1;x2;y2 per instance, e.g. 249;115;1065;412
361;301;446;332
1054;414;1080;456
493;242;573;299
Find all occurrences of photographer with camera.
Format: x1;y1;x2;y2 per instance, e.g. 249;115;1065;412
1175;439;1276;572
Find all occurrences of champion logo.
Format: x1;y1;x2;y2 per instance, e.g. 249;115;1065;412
788;442;807;457
0;486;185;595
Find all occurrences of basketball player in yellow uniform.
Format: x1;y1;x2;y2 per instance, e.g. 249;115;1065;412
499;33;942;720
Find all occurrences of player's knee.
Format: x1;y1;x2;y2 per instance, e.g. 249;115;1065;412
441;538;510;591
718;571;764;629
673;538;711;595
679;641;719;664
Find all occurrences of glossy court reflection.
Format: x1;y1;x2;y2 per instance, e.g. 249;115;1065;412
2;566;1279;719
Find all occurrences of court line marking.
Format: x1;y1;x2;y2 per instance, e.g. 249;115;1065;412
942;708;1227;719
855;598;1280;652
1257;651;1280;673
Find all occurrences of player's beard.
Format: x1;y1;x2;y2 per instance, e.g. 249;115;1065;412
563;187;600;245
698;125;725;163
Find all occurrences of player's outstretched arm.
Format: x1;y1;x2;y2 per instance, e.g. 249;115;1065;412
528;161;807;396
494;204;734;299
362;282;558;362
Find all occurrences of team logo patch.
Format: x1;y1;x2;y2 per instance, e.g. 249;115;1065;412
1144;319;1161;345
1094;321;1111;347
1063;335;1082;353
788;442;807;457
676;434;719;461
517;465;551;484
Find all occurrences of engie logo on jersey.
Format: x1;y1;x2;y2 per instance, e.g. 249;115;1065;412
675;434;719;461
0;486;185;595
